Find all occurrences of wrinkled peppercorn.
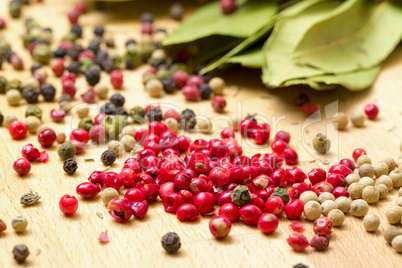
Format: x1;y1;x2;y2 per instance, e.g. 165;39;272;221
58;94;72;103
88;38;101;53
199;84;212;99
95;50;108;66
180;109;196;129
12;244;29;263
270;187;290;205
100;102;116;115
101;150;116;166
293;264;309;268
94;25;105;37
313;133;331;154
114;107;129;116
40;84;56;102
110;94;125;107
101;59;117;73
130;106;145;122
9;79;22;92
246;114;257;124
30;62;42;74
71;24;83;38
294;93;310;106
0;76;8;93
25;105;42;120
146;107;163;122
105;38;115;48
161;77;176;93
200;73;213;83
231;185;252;206
63;158;78;174
22;87;40;104
54;47;67;58
68;44;84;61
85;67;100;86
161;232;181;253
67;61;80;74
78;117;94;132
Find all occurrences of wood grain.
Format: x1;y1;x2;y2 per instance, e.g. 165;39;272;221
0;1;402;267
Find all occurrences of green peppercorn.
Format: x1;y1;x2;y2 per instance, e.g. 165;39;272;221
21;33;36;49
140;43;155;62
169;63;188;74
231;185;252;206
33;44;52;64
79;58;93;73
78;117;94;133
0;76;8;94
62;32;78;43
25;105;42;120
270;187;290;205
129;106;145;123
161;232;181;254
101;115;128;140
313;133;331;154
57;141;76;160
0;39;11;56
25;19;40;32
8;79;22;92
9;1;22;19
156;69;172;80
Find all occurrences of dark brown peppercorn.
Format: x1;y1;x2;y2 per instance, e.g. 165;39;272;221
146;107;163;122
95;50;108;67
245;114;257;124
63;158;78;174
22;86;40;104
161;232;181;253
104;38;115;48
140;13;154;23
30;62;42;74
101;59;117;73
125;39;137;47
68;44;84;61
100;103;116;115
85;67;100;86
101;150;116;166
0;56;4;69
58;94;72;103
110;94;125;107
70;24;83;38
169;3;184;21
293;264;309;268
40;84;56;102
67;61;80;74
12;244;29;263
114;107;129;116
180;109;196;129
199;84;212;99
54;47;67;59
161;77;176;93
94;25;105;37
88;38;101;53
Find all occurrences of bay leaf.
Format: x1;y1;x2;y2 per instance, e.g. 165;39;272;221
163;0;278;46
224;48;263;68
292;0;402;73
262;0;344;87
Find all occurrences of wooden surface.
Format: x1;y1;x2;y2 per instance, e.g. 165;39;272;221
1;1;402;267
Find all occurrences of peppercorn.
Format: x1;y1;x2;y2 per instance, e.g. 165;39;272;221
335;196;351;213
78;117;94;132
58;94;72;103
346;174;360;186
88;38;101;53
392;235;402;253
100;103;116;115
4;114;17;127
170;3;184;21
304;201;322;221
58;141;76;160
165;118;179;132
313;133;330;154
101;150;116;166
114;107;129;116
102;115;128;140
270;187;290;205
0;112;3;126
146;107;163;122
318;192;335;204
359;163;374;178
94;83;109;99
71;24;83;38
327;209;345;226
8;78;22;92
63;158;78;174
129;106;145;121
57;132;66;144
22;86;40;104
386;205;402;224
39;83;56;102
67;61;80;74
6;89;21;106
110;94;125;107
12;244;29;263
9;1;22;18
85;67;100;86
0;219;6;233
357;155;372;167
180;109;196;129
22;77;40;89
230;185;252;206
299;191;318;204
350;199;369;217
376;184;388;199
209;77;225;95
60;101;72;113
321;200;338;216
161;232;181;254
145;79;163;97
101;188;119;206
33;44;52;64
362;186;379;204
25;116;41;133
351;110;366;127
384;226;402;244
363;214;380;232
199;84;213;99
107;140;124;156
140;12;154;23
12;215;28;233
93;24;105;37
68;44;83;60
25;105;42;120
0;76;8;93
293;264;309;268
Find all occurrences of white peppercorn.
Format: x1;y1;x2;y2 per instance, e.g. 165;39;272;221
356;155;372;167
346;174;360;186
25;116;41;134
389;169;402;188
94;83;109;99
22;77;40;89
318;192;335;204
399;187;402;197
328;209;344;227
299;191;318;204
12;216;28;233
376;184;388;199
350;199;369;217
362;186;379;203
120;125;136;138
381;156;396;171
392;235;402;253
101;188;119;206
4;114;18;127
76;107;90;118
165;118;179;132
348;182;363;199
209;77;225;95
107;140;124;156
359;177;375;188
6;89;22;106
303;201;322;221
332;112;348;130
196;118;212;133
395;197;402;207
363;214;380;232
376;175;393;191
146;79;163;97
60;101;72;113
335;196;351;213
384;226;402;244
373;162;389;178
386;205;402;224
359;164;374;178
120;135;136;151
321;200;338;216
351;110;366;127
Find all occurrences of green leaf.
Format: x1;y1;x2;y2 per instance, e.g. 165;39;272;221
163;0;278;46
262;0;344;87
224;48;263;68
293;0;402;73
195;36;242;63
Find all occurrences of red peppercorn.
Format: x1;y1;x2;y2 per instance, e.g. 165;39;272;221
9;121;28;140
13;158;31;176
79;50;95;61
173;71;188;89
124;188;145;203
312;181;334;196
239;204;262;225
328;164;353;177
141;22;153;35
290;220;304;232
264;154;285;170
70;128;89;143
352;148;367;162
62;79;76;97
10;54;24;70
238;118;256;138
108;198;132;222
88;171;103;185
339;158;355;171
211;96;227;113
286;233;309;252
80;88;96;103
220;0;236;14
313;217;333;235
326;173;346;188
265;196;285;216
302;103;320;116
177;204;200;222
251;123;271;144
131;201;149;218
89;125;106;143
178;189;195;204
135;129;149;145
76;182;102;199
59;195;78;215
310;234;330;251
194;192;215;214
38;129;57;147
182;85;200;101
67;10;80;24
74;1;87;14
110;70;123;89
332;186;350;198
94;113;106;125
285;199;304;220
289;183;310;200
308;168;327;185
364;103;379;120
51;58;65;77
51;109;67;122
163;193;185;213
283;147;298;165
274;131;290;144
209;167;230;186
71;140;85;155
21;144;40;162
209;216;232;239
186;75;204;88
102;172;123;190
140;183;159;203
271;139;287;154
221;127;235;139
163;109;180;121
0;18;6;29
218;203;239;223
258;213;279;234
285;167;306;185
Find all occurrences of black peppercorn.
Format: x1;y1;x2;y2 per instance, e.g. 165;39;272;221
246;115;257;124
63;158;78;174
180;109;196;129
294;93;310;106
12;244;29;263
199;84;212;99
58;94;72;103
110;93;125;107
94;25;105;37
30;62;42;74
95;50;108;67
125;59;134;70
53;47;67;59
293;264;309;268
0;56;3;69
67;61;80;74
161;232;181;253
125;39;137;47
200;73;213;83
101;59;117;73
149;58;165;68
101;150;116;166
146;107;163;122
68;44;84;61
100;103;116;115
169;3;184;21
114;107;129;116
0;112;3;126
70;24;83;38
40;83;56;102
22;86;40;104
140;12;154;23
161;77;176;93
88;38;101;54
85;67;100;86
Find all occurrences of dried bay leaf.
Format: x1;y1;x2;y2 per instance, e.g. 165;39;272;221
224;47;263;68
163;0;278;46
293;0;402;73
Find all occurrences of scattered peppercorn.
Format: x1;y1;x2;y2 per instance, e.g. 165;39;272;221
94;25;105;37
6;89;22;106
12;244;29;263
12;215;28;233
57;133;66;144
101;150;116;166
110;93;125;107
351;110;366;127
169;3;184;21
63;158;78;174
313;133;330;154
0;219;7;233
67;61;80;74
101;188;119;206
78;117;94;132
231;185;252;206
85;67;100;86
270;187;290;205
20;192;41;206
199;84;212;99
146;107;163;122
22;86;40;104
58;141;76;160
180;109;196;129
40;84;56;102
161;232;181;253
25;105;42;120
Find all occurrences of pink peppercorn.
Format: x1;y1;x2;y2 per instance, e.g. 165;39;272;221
79;50;95;61
51;58;64;77
286;233;309;252
339;158;355;171
221;128;235;139
131;201;149;218
51;109;67;122
33;71;47;85
89;125;106;143
9;121;28;140
182;85;200;101
352;148;367;162
326;173;346;188
110;70;123;89
71;140;85;155
238;118;256;138
10;54;24;70
209;167;231;186
13;158;31;176
88;171;103;185
108;198;132;222
308;168;327;185
194;192;215;214
141;22;153;35
289;183;310;200
364;103;379;120
59;195;78;215
285;199;304;220
328;164;353;177
283;147;298;165
274;130;290;144
38;129;57;147
94;113;106;125
220;0;236;14
124;188;145;203
70;128;89;143
74;1;87;14
67;10;80;24
212;96;227;113
140;184;159;203
251;123;271;144
164;109;180;121
173;71;189;89
21;144;41;162
271;139;287;154
80;88;96;103
0;18;6;29
209;216;231;239
135;129;149;145
62;79;76;98
313;217;333;235
76;182;101;199
102;172;122;190
312;181;334;196
258;213;279;234
310;234;330;251
239;204;262;225
177;204;200;222
265;196;285;216
186;75;204;88
332;186;349;198
302;103;320;116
